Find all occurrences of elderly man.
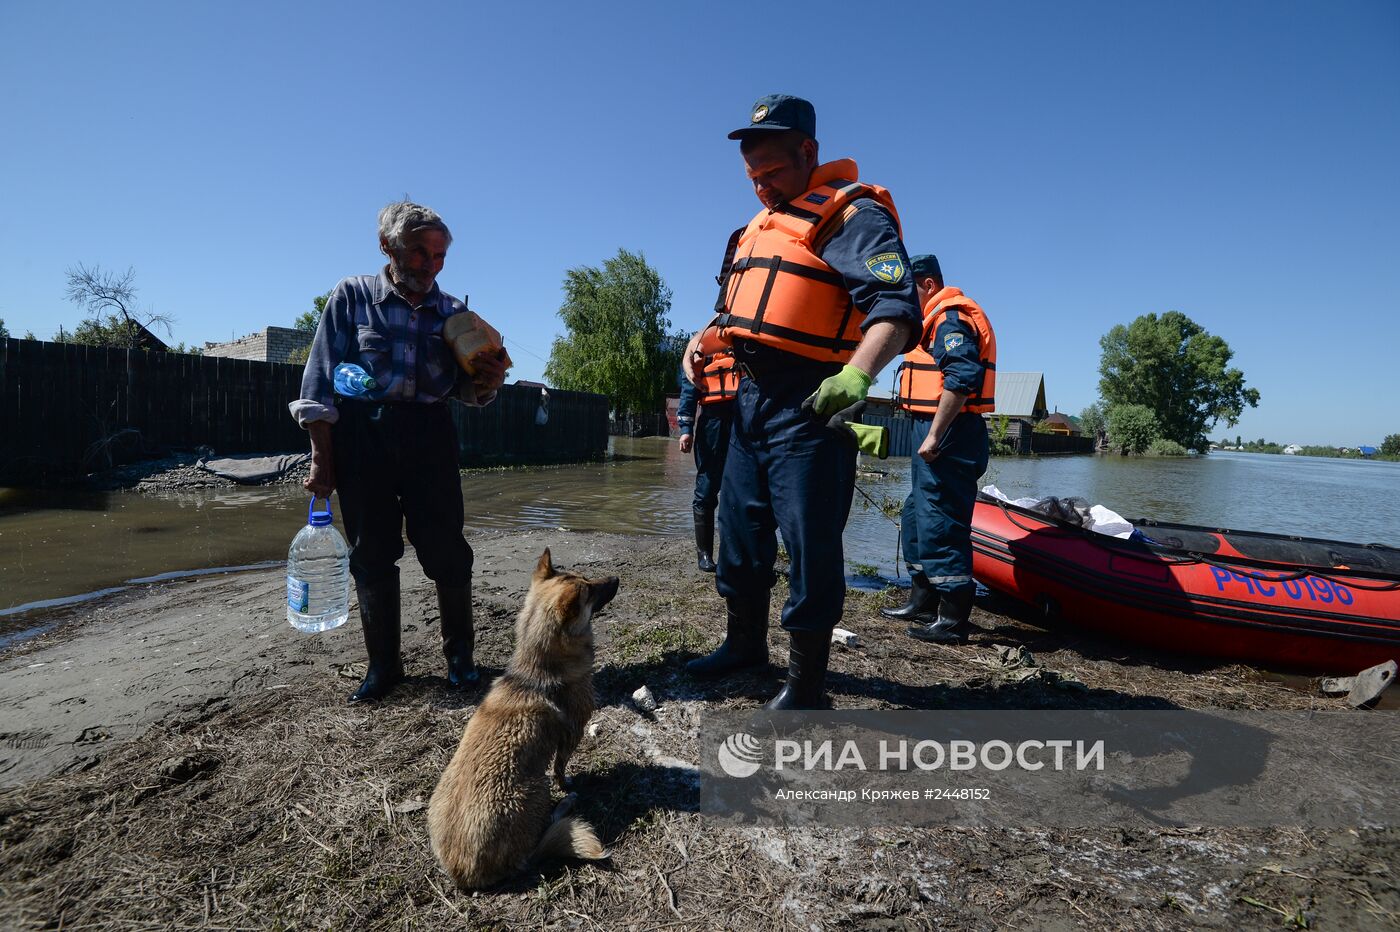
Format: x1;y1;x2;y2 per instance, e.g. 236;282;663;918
290;201;508;703
683;95;920;710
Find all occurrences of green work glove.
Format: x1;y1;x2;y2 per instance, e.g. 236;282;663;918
848;422;889;458
812;400;890;459
804;363;871;417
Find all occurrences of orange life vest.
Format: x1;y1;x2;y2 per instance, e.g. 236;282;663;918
896;287;997;416
715;159;901;363
693;321;739;405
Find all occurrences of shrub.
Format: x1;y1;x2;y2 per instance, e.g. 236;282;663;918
1105;403;1160;456
1147;438;1189;456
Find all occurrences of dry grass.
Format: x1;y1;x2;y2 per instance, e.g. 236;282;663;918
1;543;1396;930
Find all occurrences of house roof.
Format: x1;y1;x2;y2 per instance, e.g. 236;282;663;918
1042;412;1076;429
992;372;1047;418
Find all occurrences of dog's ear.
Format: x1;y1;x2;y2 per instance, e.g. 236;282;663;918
534;548;555;582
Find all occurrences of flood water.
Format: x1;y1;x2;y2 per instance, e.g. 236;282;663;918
2;444;1397;630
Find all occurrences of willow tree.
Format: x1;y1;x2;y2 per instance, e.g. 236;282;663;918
544;249;685;416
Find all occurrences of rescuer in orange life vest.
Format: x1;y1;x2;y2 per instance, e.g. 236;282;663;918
676;323;738;572
681;94;921;710
881;254;995;643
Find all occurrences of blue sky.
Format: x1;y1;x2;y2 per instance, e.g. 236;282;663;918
2;0;1396;446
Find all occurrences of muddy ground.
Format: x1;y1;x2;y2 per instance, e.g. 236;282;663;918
0;530;1395;931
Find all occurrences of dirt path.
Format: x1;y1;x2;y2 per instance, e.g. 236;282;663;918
1;531;1395;930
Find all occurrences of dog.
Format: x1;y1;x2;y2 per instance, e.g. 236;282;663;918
428;548;619;889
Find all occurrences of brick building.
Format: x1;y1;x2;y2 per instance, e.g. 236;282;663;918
203;327;312;364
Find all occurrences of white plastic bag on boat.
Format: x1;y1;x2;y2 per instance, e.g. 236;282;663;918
981;484;1043;509
982;485;1136;538
1086;504;1134;539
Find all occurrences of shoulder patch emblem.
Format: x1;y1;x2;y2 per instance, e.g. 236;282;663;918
944;332;965;352
751;104;769;123
804;192;830;205
865;253;905;283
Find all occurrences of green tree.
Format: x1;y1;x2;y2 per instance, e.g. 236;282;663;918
544;249;680;416
0;319;8;338
67;314;149;347
1106;403;1160;456
1098;311;1258;452
64;263;174;349
288;291;332;364
294;291;331;333
1079;401;1107;438
989;415;1013;454
1380;434;1400;457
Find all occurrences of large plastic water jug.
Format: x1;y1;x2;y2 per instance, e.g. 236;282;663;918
286;495;350;632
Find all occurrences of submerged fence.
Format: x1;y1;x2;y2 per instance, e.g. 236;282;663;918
863;413;1095;459
451;384;609;465
0;338;608;483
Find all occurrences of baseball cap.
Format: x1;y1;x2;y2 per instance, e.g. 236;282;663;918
727;94;817;140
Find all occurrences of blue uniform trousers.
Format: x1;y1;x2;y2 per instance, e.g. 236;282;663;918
716;347;856;633
900;412;989;597
691;404;733;513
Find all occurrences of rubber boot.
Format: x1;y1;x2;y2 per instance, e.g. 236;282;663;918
908;587;975;644
694;506;717;573
764;629;832;711
349;580;403;703
436;581;479;689
879;571;939;623
685;594;770;678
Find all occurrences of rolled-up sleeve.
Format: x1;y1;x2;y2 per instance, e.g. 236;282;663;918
818;201;922;353
288;280;354;426
676;361;699;432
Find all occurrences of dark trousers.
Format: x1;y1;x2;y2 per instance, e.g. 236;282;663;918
331;401;473;589
691;404;734;513
900;413;989;596
716;349;856;632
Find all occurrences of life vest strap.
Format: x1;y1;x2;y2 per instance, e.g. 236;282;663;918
896;396;996;409
730;255;845;287
772;201;824;224
720;314;862;353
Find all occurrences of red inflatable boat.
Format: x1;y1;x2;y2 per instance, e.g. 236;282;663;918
970;493;1400;673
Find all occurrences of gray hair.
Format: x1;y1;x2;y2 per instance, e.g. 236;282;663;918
377;200;453;250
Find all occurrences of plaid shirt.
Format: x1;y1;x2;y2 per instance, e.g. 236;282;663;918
290;268;492;426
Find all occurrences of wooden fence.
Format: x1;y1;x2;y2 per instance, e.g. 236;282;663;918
450;384;609;465
0;338;608;482
862;412;1095;459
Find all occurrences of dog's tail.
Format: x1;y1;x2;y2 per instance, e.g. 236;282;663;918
531;816;608;865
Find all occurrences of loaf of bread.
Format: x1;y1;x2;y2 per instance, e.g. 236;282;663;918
442;311;504;376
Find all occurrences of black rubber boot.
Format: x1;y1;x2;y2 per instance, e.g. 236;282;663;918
436;581;479;689
349;580;403;703
879;572;939;623
694;507;717;573
764;629;832;711
685;594;770;677
908;587;975;644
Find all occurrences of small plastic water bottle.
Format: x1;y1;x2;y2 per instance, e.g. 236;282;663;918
286;495;350;632
334;362;378;397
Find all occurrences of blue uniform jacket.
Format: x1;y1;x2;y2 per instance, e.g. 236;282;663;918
817;198;921;353
930;308;986;397
677;360;699;434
